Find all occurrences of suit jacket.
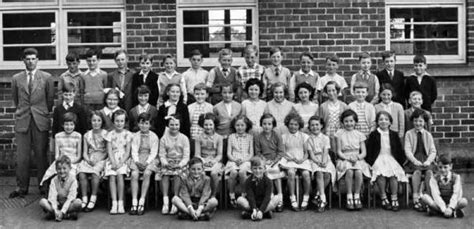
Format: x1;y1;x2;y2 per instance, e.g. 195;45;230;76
376;69;406;107
51;103;88;136
130;71;159;107
365;129;405;166
12;70;54;132
213;101;242;137
128;104;158;133
155;102;191;138
404;74;437;112
108;68;135;112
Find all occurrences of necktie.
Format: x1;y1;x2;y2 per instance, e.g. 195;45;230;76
416;131;424;155
389;71;393;80
443;176;448;183
120;74;125;89
275;68;280;77
28;72;34;93
222;69;228;77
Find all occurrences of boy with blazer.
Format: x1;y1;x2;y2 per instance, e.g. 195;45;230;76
376;51;406;107
131;54;159;107
10;48;55;198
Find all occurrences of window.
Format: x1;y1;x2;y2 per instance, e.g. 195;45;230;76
177;0;258;67
386;0;466;64
0;0;125;69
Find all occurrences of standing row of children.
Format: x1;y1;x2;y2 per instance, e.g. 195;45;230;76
39;45;467;222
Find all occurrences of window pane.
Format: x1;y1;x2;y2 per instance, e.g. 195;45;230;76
3;13;55;28
2;0;54;2
184;42;250;58
390;8;457;22
391;41;458;55
184;26;250;42
68;12;121;27
68;28;121;43
183;10;208;25
4;46;56;61
183;9;251;25
65;0;122;3
4;30;55;44
414;24;457;39
68;45;121;59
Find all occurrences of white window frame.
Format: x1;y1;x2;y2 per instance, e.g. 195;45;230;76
0;0;126;70
385;0;466;64
176;1;259;67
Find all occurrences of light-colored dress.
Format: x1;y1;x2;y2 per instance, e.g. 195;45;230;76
293;102;318;132
264;99;294;135
157;132;190;180
41;131;82;185
104;129;132;176
196;132;224;174
225;133;253;173
335;129;371;180
77;129;108;176
129;131;160;172
353;102;370;136
370;129;407;182
242;99;266;135
279;131;312;171
305;133;336;186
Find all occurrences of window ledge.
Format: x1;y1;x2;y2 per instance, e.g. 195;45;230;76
397;64;474;77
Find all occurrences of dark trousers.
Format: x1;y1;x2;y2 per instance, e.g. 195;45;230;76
15;119;49;192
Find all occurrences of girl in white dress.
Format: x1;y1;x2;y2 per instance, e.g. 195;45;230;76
366;111;406;211
293;82;319;133
335;109;371;210
305;115;336;212
279;113;311;211
241;78;266;135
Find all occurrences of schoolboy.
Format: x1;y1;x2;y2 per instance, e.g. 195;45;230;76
348;82;376;136
108;49;135;112
188;83;213;145
128;85;158;133
183;49;209;105
316;54;348;102
58;52;84;105
213;83;242;138
289;51;319;102
237;45;265;102
376;51;405;107
262;47;292;100
131;54;159;107
404;54;437;112
82;49;108;110
405;91;433;132
52;82;88;136
350;52;380;104
206;49;238;105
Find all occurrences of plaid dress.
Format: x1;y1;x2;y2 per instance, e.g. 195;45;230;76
188;102;213;140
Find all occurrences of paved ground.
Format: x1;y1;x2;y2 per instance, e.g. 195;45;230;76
1;174;473;229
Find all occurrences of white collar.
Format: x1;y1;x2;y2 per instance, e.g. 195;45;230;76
164;100;178;107
63;101;74;109
139;70;150;76
103;106;119;116
85;68;101;76
25;68;38;76
299;69;314;76
164;71;178;79
138;103;149;110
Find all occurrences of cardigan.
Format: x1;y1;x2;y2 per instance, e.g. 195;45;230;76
179;174;212;207
318;100;348;134
128;104;158;133
245;174;273;212
130;130;159;164
350;70;380;103
365;129;405;166
404;73;437;112
206;66;239;105
374;102;405;137
348;101;376;132
404;128;436;164
155;102;190;138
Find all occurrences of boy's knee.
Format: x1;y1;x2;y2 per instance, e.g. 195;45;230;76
171;196;182;205
229;170;238;178
287;169;296;178
413;170;421;176
39;198;50;208
458;198;468;209
143;170;152;177
236;196;248;208
207;197;218;207
302;171;310;179
131;171;139;179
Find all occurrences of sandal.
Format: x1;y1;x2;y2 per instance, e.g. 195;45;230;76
230;197;237;208
291;199;299;211
391;199;399;212
137;205;145;215
354;198;363;210
276;201;283;212
346;199;354;210
381;198;391;210
413;201;424;212
84;201;96;212
312;195;321;206
317;201;327;212
300;199;309;211
129;205;138;215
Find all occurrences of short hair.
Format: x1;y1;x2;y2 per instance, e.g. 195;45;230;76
359;52;371;61
410;108;430;123
137;85;151;96
188;157;204;167
114;49;127;59
23;48;38;58
112;109;128;123
381;50;396;61
353;81;369;90
85;49;102;59
284;112;304;129
220;83;235;94
62;82;76;93
245;78;264;96
326;54;339;64
413;54;426;64
260;113;277;127
269;47;282;56
244;44;258;56
65;52;80;62
323;81;341;94
308;115;325;129
375;110;393;126
89;110;105;129
55;155;72;168
218;48;233;59
137;112;152;123
163;83;183;102
165;113;182;126
409;91;423;99
63;112;78;125
193;83;208;93
438;153;452;165
231;115;253;133
139;54;153;62
162;54;177;67
198;112;219;128
300;51;314;61
340;109;358;123
104;88;121;105
270;82;288;98
379;83;396;98
250;156;264;167
295;82;315;103
189;49;203;58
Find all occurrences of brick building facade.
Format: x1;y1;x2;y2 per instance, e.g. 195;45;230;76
1;0;473;174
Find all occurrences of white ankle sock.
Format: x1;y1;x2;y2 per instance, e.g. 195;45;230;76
139;198;145;206
90;195;97;203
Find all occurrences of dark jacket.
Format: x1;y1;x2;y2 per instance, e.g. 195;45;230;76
366;129;405;166
131;71;159;107
404;74;437;112
155;102;190;138
376;69;406;107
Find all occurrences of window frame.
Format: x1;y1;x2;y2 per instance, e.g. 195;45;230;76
385;0;466;64
0;0;126;70
176;1;259;68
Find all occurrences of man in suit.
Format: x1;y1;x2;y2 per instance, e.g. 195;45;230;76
108;49;135;112
376;51;406;108
10;48;54;198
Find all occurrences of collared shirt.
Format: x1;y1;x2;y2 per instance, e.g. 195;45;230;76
188;102;213;139
228;133;253;161
238;63;265;87
103;106;119;118
137;103;150;114
224;102;232;116
84;68;102;77
183;67;209;93
139;70;150;83
62;101;74;110
26;68;38;83
179;174;212;206
410;72;430;85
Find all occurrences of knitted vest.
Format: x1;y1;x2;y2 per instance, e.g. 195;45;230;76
213;67;237;87
159;73;183;95
354;72;377;101
294;72;318;88
436;173;457;203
